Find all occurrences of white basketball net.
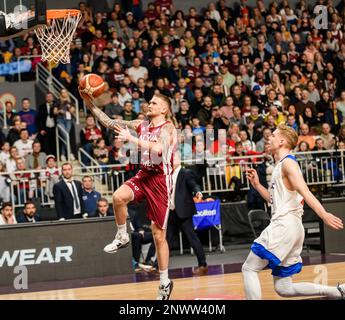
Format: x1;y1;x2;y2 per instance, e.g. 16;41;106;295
35;11;82;64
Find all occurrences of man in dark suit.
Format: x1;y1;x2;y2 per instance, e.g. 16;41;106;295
53;163;85;220
16;201;41;223
36;92;56;156
168;161;208;276
88;198;114;218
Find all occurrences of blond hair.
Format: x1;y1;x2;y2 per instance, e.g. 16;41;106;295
154;93;172;119
277;123;298;149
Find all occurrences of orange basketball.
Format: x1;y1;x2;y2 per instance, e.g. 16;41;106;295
79;73;105;98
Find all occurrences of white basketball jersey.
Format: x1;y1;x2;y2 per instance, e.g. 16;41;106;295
269;155;304;219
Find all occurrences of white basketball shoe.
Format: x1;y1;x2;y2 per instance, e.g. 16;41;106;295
337;283;345;299
103;232;130;253
156;280;174;300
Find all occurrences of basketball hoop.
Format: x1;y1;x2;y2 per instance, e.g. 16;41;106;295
34;9;82;64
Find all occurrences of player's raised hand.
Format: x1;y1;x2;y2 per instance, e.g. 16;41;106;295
246;168;260;187
78;88;94;109
322;212;344;230
114;124;132;142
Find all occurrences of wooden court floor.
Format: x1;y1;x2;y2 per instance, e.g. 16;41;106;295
0;262;344;300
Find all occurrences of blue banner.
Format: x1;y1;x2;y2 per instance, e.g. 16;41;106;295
0;60;32;76
193;200;221;231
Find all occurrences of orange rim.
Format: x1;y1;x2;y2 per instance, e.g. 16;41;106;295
46;9;81;19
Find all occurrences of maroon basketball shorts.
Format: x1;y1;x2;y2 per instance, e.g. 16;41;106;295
125;170;172;229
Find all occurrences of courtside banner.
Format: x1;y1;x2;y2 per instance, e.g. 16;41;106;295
0;60;32;76
193;200;221;230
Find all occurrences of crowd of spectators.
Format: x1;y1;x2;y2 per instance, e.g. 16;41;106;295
0;0;345;210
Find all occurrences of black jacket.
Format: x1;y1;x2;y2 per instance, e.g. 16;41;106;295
16;212;41;223
53;179;85;219
37;101;56;132
173;168;202;219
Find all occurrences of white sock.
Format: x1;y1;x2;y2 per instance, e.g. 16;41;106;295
274;276;342;298
116;224;127;236
159;269;170;286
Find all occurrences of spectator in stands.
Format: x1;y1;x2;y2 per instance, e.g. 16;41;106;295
265;105;286;126
12;158;34;204
0;162;10;203
17;201;40;223
239;130;256;152
301;106;320;132
104;93;123;119
296;90;316;116
191;117;205;135
306;81;320;104
316;91;331;123
0;203;17;225
197;96;213;126
117;86;133;107
219;96;234;120
4;101;17;127
55;89;76;161
53;162;85;220
37;92;57;156
89;197;114;218
81;176;101;218
175;99;191;128
5;146;19;173
108;138;128;165
18;98;37;137
286;114;299;132
245;106;264;131
338;125;345;143
7;119;22;146
93;138;109;166
320;123;336;150
297;124;316;150
324;100;343;135
80;115;103;166
0;142;10;165
120;101;138;121
44;155;60;202
128;57;148;84
336;91;345;118
25;141;46;170
13;129;33;158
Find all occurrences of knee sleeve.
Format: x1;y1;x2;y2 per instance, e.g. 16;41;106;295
242;251;269;274
274;277;295;297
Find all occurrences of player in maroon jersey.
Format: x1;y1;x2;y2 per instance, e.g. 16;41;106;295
80;91;177;300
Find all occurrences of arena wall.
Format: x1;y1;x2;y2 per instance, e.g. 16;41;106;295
0;218;133;287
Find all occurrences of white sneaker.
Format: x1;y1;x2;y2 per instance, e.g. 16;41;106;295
103;233;130;253
61;155;67;162
70;154;76;161
157;280;174;300
337;283;345;299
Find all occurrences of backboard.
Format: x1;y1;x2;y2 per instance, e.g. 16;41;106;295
0;0;46;39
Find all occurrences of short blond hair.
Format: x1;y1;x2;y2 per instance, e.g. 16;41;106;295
277;123;298;149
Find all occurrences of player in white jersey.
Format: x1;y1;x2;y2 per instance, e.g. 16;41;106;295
243;124;345;300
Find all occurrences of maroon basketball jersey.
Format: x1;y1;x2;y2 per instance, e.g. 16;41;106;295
136;120;175;175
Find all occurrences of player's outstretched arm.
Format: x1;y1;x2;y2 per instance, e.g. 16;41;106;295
246;168;270;202
283;159;343;230
80;91;142;131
